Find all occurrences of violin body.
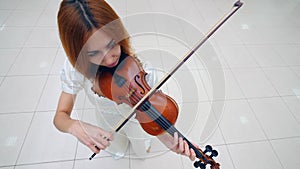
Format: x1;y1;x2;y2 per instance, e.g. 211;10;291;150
97;55;179;136
94;54;220;169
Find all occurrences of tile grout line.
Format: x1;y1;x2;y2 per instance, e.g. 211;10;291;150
12;0;55;167
216;35;284;168
242;43;291;169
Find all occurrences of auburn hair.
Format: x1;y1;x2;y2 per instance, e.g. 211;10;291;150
57;0;135;78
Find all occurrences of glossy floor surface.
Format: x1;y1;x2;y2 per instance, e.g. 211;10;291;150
0;0;300;169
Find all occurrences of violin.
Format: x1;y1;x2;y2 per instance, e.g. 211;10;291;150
89;1;243;168
94;54;220;169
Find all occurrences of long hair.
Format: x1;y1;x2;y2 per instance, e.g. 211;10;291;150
57;0;135;78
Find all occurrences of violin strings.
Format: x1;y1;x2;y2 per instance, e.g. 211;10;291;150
113;81;179;136
117;82;194;144
103;76;201;157
128;90;203;158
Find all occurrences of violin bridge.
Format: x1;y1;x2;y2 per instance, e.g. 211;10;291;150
126;89;136;98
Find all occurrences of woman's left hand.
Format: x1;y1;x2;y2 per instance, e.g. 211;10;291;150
171;132;197;161
157;132;197;161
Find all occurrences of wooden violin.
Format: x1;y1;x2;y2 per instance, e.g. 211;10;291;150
93;53;220;169
89;1;243;168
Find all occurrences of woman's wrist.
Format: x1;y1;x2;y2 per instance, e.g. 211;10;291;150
67;119;80;135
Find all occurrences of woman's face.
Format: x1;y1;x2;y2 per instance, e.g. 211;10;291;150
85;29;121;68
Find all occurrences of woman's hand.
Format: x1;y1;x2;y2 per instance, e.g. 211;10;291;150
171;132;197;161
68;120;114;154
157;132;197;161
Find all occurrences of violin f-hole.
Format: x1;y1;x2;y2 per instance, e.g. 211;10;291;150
134;74;146;95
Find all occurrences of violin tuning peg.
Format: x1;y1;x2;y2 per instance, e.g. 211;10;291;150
199;163;206;169
194;161;200;168
204;145;212;154
193;161;206;169
210;150;218;158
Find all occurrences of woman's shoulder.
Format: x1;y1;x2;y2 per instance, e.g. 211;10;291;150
60;58;87;94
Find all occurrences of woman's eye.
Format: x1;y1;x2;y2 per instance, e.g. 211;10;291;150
87;51;99;57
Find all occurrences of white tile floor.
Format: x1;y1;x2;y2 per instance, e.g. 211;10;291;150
0;0;300;169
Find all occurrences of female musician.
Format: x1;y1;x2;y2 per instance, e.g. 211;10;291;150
54;0;196;160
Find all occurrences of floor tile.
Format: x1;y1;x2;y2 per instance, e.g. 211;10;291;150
228;141;283;169
24;28;60;48
246;44;288;67
130;151;183;169
0;0;21;9
178;102;222;145
0;9;11;26
126;0;152;14
220;45;259;68
0;76;47;113
15;160;73;169
8;48;57;76
236;25;266;45
291;66;300;78
0;167;14;169
0;113;33;166
36;3;60;27
282;96;300;123
271;137;300;169
212;26;244;46
218;99;266;144
36;75;61;111
248;97;300;139
204;69;245;100
273;44;300;66
15;0;48;10
4;9;42;27
263;67;300;96
231;68;278;98
167;69;209;103
0;76;4;85
74;156;129;169
0;48;20;76
49;48;65;75
17;111;77;164
0;27;31;48
259;27;298;44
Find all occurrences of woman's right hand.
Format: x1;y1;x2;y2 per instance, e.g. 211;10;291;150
69;120;114;154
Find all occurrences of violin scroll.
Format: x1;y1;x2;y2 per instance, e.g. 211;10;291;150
194;145;220;169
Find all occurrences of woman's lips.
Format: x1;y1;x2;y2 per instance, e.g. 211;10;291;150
107;60;118;68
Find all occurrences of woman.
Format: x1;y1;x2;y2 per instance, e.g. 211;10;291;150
54;0;196;160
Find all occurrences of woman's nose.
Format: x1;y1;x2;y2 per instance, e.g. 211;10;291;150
103;52;114;64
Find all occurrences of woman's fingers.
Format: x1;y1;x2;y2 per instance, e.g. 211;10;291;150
183;141;190;156
83;123;113;152
172;132;185;154
87;143;101;154
172;132;197;161
178;137;184;154
91;132;114;151
189;148;196;161
96;134;111;147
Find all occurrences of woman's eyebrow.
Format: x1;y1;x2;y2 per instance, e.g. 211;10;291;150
107;39;115;48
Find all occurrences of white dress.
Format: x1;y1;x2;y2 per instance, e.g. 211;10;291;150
60;58;158;159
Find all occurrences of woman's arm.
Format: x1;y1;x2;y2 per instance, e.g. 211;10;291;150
53;91;113;153
53;91;76;133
